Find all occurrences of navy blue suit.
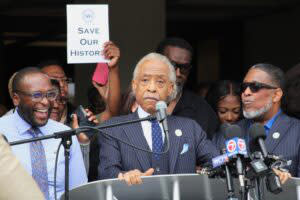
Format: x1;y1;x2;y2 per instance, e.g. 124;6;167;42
213;113;300;177
98;112;219;179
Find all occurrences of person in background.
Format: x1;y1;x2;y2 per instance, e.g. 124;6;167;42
38;59;74;124
282;63;300;119
156;37;219;139
206;80;242;125
195;81;211;98
120;85;138;115
4;72;18;116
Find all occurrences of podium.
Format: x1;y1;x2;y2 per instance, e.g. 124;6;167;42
61;174;300;200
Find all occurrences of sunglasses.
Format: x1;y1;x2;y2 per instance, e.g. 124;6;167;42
241;82;278;93
170;61;191;74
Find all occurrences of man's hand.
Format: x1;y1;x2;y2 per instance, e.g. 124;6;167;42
273;168;292;184
71;108;99;144
118;168;154;186
102;41;120;68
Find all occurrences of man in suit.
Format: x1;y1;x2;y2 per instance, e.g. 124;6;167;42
98;53;219;185
214;63;295;180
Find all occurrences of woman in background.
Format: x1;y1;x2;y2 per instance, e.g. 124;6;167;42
206;80;242;149
206;80;242;125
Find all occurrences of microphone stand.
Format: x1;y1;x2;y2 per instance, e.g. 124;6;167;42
9;115;156;200
221;148;238;200
224;164;238;200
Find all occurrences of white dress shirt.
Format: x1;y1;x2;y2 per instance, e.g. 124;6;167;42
137;106;165;150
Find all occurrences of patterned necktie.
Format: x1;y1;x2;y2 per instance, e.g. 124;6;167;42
28;128;50;200
151;120;163;160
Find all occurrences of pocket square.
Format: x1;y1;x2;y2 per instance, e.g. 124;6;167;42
180;143;189;155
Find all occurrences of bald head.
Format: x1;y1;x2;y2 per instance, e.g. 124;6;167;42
12;67;47;93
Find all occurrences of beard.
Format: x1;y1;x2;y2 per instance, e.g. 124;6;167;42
243;98;273;120
17;102;50;127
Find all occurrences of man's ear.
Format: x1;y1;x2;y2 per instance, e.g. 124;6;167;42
132;80;137;94
273;88;283;103
12;93;20;107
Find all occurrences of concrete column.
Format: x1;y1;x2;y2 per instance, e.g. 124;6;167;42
74;0;166;106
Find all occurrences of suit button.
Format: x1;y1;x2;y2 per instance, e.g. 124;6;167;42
156;167;160;172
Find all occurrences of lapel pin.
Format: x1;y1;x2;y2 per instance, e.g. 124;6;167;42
175;129;182;137
272;132;280;139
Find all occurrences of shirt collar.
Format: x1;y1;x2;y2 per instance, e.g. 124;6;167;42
137;106;151;118
264;109;281;131
13;108;47;136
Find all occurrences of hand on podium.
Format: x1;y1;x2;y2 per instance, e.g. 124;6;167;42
272;168;291;184
118;168;154;185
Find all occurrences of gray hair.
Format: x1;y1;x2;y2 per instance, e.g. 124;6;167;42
132;52;177;101
250;63;285;89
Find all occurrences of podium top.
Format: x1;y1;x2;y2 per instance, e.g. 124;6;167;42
61;174;300;200
61;174;222;200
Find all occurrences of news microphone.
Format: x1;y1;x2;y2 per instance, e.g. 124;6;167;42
224;125;247;194
155;101;169;137
225;125;247;157
249;123;268;158
249;123;283;194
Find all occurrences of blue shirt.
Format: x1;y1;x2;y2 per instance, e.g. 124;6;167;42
0;111;87;200
264;110;281;136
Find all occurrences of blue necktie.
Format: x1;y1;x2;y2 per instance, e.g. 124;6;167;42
151;120;163;160
29;128;50;200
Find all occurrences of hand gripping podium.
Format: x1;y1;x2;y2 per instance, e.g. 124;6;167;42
61;174;300;200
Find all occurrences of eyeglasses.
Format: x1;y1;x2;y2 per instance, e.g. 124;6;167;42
170;61;192;74
16;89;59;102
241;82;278;93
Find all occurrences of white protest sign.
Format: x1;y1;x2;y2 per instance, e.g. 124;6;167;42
67;5;109;64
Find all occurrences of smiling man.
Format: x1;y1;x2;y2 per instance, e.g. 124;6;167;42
0;67;87;200
98;53;219;185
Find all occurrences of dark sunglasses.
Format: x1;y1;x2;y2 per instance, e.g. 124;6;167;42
170;61;192;74
241;82;278;93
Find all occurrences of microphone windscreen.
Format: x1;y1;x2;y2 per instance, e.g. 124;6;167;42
249;123;266;140
155;101;167;110
224;124;242;139
220;122;230;134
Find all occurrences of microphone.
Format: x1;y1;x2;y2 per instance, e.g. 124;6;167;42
249;123;283;194
224;125;247;194
249;123;268;158
155;101;169;136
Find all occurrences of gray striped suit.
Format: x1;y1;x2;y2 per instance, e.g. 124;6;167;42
98;112;219;179
213;113;300;177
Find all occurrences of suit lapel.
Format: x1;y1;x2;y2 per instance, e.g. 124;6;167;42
264;113;290;153
122;112;152;171
168;117;181;173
